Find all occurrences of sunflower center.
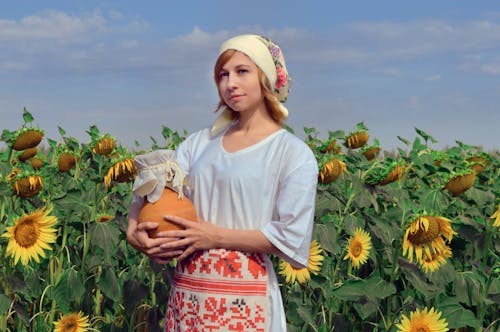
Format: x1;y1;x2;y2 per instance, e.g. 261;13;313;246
97;215;113;223
414;325;430;332
63;319;78;332
14;219;38;248
407;217;440;245
350;241;363;257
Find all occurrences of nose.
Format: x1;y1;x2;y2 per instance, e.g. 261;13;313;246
226;72;238;89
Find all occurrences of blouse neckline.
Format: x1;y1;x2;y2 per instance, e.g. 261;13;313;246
219;127;285;156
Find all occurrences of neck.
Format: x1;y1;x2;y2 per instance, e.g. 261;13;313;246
233;108;280;134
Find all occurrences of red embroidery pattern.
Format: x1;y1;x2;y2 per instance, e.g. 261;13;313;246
165;249;268;331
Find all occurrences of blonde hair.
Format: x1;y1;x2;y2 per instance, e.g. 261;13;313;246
213;49;286;124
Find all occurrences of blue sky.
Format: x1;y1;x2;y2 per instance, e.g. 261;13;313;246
1;1;499;152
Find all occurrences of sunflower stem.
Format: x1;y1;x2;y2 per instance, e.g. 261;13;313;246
94;265;103;316
48;298;57;325
6;145;13;166
342;192;355;217
376;302;389;330
81;221;88;271
94;288;102;316
150;272;156;306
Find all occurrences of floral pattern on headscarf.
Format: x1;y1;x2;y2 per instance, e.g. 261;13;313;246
258;36;291;103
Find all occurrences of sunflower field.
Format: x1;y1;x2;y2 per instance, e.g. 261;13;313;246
0;109;499;332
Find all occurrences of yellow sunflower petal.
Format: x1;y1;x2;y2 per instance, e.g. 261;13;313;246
53;311;90;332
344;228;372;269
278;240;324;284
395;307;448;332
2;207;58;266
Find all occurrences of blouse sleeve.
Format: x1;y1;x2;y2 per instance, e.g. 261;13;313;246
260;156;318;269
175;128;211;176
175;137;191;177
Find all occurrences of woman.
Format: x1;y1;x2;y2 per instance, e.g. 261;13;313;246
127;34;318;331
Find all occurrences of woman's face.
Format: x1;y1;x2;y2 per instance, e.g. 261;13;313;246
217;51;265;114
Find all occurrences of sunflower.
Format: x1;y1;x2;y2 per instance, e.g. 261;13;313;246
53;311;90;332
491;204;500;228
95;213;114;223
395;307;448;332
419;245;452;273
12;174;44;198
30;157;43;170
344;122;369;149
6;168;21;182
365;159;405;186
278;240;324;284
403;215;456;264
2;207;58;266
319;158;347;184
343;228;372;269
92;136;116;156
320;139;342;154
467;155;489;174
18;147;38;162
58;152;78;172
12;127;44;151
444;170;475;196
362;147;380;161
104;156;137;187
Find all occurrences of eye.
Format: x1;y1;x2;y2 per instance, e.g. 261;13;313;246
218;71;229;79
238;69;249;74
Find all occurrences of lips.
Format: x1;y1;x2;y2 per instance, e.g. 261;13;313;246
229;94;243;102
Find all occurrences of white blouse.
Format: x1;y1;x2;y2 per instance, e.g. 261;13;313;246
175;126;318;331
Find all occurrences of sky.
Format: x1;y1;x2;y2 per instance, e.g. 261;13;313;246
1;1;499;152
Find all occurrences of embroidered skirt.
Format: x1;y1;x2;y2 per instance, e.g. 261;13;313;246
165;248;269;331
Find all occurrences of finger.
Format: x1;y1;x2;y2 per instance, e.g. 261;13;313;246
160;238;191;250
176;247;196;262
163;214;192;225
156;230;185;238
137;222;159;231
138;236;175;250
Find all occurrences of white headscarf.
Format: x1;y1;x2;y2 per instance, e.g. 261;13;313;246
210;34;291;137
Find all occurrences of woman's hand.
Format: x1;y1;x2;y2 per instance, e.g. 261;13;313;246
127;219;182;264
158;215;221;262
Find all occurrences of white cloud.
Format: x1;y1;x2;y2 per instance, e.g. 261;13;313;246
433;93;472;113
0;10;106;42
2;12;500;82
425;74;441;81
481;61;500;75
119;40;139;48
0;61;30;70
109;10;123;20
277;19;500;69
458;55;500;75
372;67;402;77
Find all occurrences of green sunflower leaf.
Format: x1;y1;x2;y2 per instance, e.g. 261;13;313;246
58;126;66;137
438;297;481;329
397;135;410;146
98;266;121;302
0;293;10;315
415;127;437;144
22;107;34;124
88;221;121;258
51;268;85;312
314;223;339;255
